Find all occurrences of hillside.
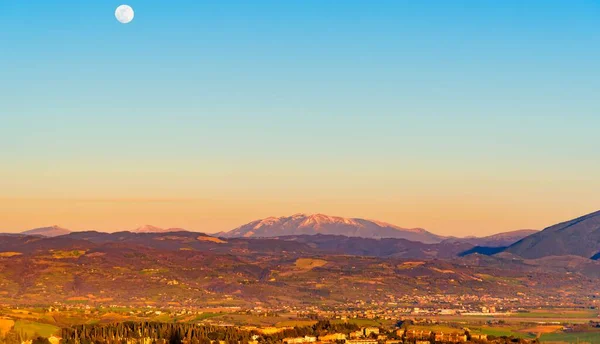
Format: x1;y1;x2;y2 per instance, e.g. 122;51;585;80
277;234;472;258
504;210;600;259
220;213;445;243
61;231;469;258
0;232;598;307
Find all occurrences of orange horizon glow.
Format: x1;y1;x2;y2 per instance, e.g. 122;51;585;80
1;196;597;237
2;158;599;236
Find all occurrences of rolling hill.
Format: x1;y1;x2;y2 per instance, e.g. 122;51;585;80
54;231;468;258
0;231;598;307
220;213;446;243
276;234;472;258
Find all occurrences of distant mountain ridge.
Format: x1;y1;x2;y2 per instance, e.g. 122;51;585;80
21;225;71;237
445;229;538;247
12;215;540;247
14;225;186;237
220;213;446;244
504;210;600;259
132;225;188;233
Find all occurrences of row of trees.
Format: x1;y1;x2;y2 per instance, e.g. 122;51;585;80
2;320;544;344
62;323;252;344
60;321;360;344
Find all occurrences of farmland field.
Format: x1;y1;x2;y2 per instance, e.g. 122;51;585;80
540;331;600;344
275;320;318;327
13;320;60;338
471;325;536;339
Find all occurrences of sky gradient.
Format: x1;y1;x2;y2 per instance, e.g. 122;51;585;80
1;0;599;235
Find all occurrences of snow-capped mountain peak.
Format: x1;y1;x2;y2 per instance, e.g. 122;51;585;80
222;213;445;243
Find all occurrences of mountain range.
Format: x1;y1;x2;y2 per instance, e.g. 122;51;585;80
8;209;600;261
0;229;598;307
11;214;535;246
2;210;600;307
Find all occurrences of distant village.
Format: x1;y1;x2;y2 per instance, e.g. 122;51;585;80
4;297;599;344
19;289;598;322
2;288;599;344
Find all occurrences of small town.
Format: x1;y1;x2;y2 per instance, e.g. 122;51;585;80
2;299;599;344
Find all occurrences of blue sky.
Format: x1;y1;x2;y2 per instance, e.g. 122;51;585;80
1;1;599;234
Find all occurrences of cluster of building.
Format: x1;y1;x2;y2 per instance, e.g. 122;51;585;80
283;327;384;344
282;327;490;344
7;288;596;323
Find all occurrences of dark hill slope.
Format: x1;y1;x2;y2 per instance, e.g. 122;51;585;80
504;210;600;259
63;231;469;258
277;234;472;259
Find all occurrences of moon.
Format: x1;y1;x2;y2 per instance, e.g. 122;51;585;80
115;5;134;24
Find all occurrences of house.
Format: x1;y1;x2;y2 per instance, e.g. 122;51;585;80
363;327;380;337
350;331;364;339
470;334;488;340
320;333;347;342
405;330;432;340
434;333;467;342
346;340;377;344
283;336;317;344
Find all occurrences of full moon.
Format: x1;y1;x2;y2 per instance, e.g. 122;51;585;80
115;5;134;24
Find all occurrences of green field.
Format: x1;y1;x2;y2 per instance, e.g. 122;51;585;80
471;326;535;339
13;320;60;338
515;309;599;319
193;312;222;322
51;250;86;259
540;331;600;343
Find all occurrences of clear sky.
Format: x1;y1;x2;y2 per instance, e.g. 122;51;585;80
1;0;599;235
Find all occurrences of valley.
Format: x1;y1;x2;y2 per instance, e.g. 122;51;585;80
1;211;600;343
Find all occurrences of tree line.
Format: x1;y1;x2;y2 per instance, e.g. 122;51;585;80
59;321;360;344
